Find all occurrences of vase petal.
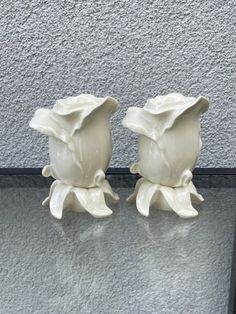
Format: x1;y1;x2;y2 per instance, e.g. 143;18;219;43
100;180;119;202
136;181;159;217
160;185;199;218
188;181;204;204
49;182;72;219
127;178;146;202
73;187;113;218
122;107;158;142
29;108;70;142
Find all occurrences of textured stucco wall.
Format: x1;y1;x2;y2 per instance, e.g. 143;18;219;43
0;0;235;168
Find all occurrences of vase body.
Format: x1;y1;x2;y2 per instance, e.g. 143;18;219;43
122;93;209;218
48;109;112;187
137;109;202;187
30;94;119;219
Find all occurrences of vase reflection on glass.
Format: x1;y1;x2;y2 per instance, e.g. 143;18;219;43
30;94;119;219
122;93;209;218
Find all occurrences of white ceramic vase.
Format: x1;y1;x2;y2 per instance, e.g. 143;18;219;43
122;93;209;218
30;94;119;219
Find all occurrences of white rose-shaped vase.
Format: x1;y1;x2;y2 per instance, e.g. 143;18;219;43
30;94;119;219
122;93;209;218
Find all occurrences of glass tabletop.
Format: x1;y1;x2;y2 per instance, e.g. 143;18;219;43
0;175;235;314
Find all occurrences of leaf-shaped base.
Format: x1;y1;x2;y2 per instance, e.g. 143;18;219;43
42;180;119;219
127;178;204;218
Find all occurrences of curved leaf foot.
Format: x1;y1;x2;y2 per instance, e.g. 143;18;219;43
129;178;204;218
42;180;119;219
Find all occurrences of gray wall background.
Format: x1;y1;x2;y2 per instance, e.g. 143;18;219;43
0;0;235;168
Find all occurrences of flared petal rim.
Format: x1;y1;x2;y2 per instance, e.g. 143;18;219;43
144;93;209;115
29;94;118;141
122;94;209;141
53;94;118;115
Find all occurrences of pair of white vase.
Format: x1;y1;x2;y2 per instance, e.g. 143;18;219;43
30;93;209;220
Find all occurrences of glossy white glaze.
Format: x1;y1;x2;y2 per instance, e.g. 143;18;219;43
122;93;209;218
42;179;119;219
30;94;119;219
